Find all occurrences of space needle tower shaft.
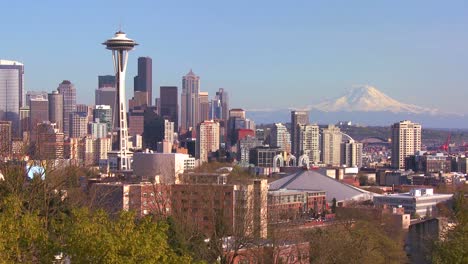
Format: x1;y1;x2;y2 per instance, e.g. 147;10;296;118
102;31;138;171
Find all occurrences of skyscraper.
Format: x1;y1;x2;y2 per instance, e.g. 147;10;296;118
291;110;309;156
180;69;200;132
341;140;363;168
48;91;63;132
321;125;342;166
196;120;220;163
133;57;152;106
0;60;24;136
103;30;138;171
199;91;210;123
69;112;88;138
391;120;422;169
57;80;76;137
95;86;116;129
297;123;320;164
211;88;229;122
36;122;64;160
270;123;291;152
30;98;49;143
160;86;178;131
93;105;113;131
98;75;116;88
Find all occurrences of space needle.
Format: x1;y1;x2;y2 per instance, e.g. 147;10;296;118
103;30;138;172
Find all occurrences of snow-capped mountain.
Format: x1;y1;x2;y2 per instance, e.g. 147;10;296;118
314;85;437;114
246;85;468;128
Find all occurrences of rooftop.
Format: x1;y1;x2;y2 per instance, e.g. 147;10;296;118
269;170;373;202
0;59;23;66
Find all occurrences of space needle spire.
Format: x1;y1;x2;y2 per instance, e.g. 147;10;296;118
103;30;138;172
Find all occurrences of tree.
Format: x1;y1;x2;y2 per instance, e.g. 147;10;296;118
432;191;468;264
331;198;337;213
306;220;407;264
62;208;191;264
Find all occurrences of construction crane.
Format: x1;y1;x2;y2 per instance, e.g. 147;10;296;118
439;133;451;153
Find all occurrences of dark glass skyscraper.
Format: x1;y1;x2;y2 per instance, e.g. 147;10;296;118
160;86;178;131
133;57;152;106
98;75;116;88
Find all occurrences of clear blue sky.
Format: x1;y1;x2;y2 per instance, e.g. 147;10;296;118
3;0;468;112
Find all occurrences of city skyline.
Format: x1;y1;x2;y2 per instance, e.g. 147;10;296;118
2;1;468;113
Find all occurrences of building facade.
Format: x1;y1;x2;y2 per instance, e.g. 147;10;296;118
321;125;342;166
0;60;24;137
48;91;64;132
297;124;320;165
391;120;422;169
291;111;309;156
69;112;88;138
160;86;178;131
341;140;363;168
270;123;291;153
196;120;220;163
133;57;152;106
181;70;200;132
57;80;77;136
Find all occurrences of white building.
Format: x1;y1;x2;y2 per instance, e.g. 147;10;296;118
373;188;452;217
133;152;195;184
297;123;320;164
391;120;421;169
271;123;291;152
341;140;363;168
321;125;342;166
196;120;220;163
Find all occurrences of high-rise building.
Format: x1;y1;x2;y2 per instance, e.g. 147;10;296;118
98;75;116;88
0;60;24;136
29;98;49;143
180;69;200;132
160;86;178;131
26;91;47;107
75;104;93;123
291;111;309;156
321;125;342;166
341;140;363;168
212;88;229;122
19;107;30;139
95;86;116;127
90;122;108;139
48;91;63;132
229;108;246;119
237;135;263;166
133;57;152;106
164;119;175;144
0;121;12;157
69;112;88;139
103;31;138;171
196;120;220;163
93;105;113;131
199;91;210;123
57;80;77;137
270;123;291;153
297;124;320;165
128;107;145;137
36;122;64;160
391;120;422;169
